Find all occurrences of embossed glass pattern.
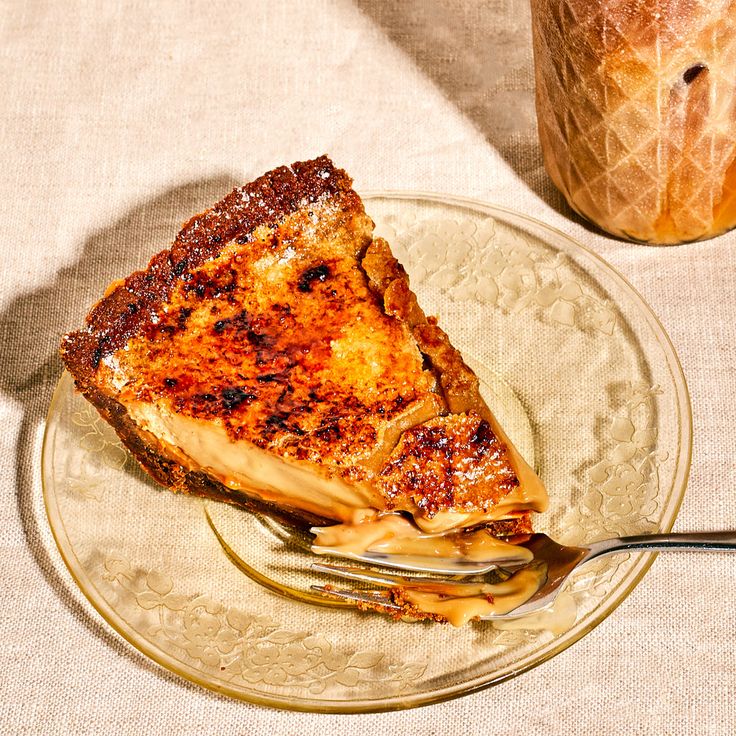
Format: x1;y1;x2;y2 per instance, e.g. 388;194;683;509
43;194;691;712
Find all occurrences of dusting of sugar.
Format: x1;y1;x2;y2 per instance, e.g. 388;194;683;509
101;353;127;390
278;245;297;264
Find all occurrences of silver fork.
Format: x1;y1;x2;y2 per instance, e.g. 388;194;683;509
310;531;736;620
257;513;531;575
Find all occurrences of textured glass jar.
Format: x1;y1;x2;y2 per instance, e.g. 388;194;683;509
531;0;736;244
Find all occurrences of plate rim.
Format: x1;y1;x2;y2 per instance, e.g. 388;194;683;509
42;190;693;713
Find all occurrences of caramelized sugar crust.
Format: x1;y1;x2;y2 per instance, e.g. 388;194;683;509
62;156;360;378
106;208;437;471
379;413;518;515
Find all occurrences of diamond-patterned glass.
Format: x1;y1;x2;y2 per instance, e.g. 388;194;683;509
531;0;736;243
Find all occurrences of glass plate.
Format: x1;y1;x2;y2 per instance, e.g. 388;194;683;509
43;192;691;712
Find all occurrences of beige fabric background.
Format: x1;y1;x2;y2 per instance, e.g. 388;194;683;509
1;1;734;733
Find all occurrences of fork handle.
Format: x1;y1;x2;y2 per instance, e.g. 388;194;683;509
589;531;736;559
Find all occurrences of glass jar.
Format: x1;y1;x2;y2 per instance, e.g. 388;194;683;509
531;0;736;244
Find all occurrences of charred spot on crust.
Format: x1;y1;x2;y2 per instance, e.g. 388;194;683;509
314;422;341;442
213;310;251;336
298;264;331;292
92;343;103;369
264;412;305;437
683;63;707;84
221;387;258;410
172;258;189;277
177;307;192;326
246;329;272;347
257;373;281;383
142;306;195;341
469;419;495;449
184;268;239;302
91;336;111;369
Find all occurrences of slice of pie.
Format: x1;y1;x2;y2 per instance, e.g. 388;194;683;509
61;156;548;598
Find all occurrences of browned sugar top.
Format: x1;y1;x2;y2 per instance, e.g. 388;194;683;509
104;200;437;469
378;413;519;516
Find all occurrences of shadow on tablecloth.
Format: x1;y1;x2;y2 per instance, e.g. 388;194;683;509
354;0;581;223
0;174;240;696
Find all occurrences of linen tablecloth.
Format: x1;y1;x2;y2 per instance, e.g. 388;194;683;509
1;1;734;733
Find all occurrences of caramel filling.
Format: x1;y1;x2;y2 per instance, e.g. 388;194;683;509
399;565;547;627
124;400;548;533
125;401;382;523
312;514;533;565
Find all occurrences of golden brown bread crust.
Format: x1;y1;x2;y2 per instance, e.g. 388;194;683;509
61;156;533;530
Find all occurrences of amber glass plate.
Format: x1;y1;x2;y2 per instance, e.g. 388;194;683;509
43;193;691;712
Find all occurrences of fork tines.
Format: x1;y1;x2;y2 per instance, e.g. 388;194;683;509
310;584;402;612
